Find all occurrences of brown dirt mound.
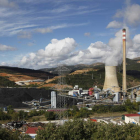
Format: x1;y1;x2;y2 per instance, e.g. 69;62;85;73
69;68;98;75
0;73;36;82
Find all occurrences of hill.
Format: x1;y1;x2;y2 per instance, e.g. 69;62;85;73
0;66;56;79
40;63;104;74
45;58;140;89
0;66;56;88
0;58;139;89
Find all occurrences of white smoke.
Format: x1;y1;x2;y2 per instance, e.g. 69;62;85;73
105;27;132;66
105;0;139;66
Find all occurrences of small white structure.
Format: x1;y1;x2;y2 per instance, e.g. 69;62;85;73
74;85;78;90
113;92;120;102
136;95;140;102
68;90;79;96
68;89;88;96
94;93;99;99
51;91;56;108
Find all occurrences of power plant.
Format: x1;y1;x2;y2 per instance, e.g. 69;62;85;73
103;66;120;92
1;28;140;121
60;28;140;106
103;28;126;93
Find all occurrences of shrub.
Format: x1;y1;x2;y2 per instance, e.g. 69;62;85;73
45;111;55;120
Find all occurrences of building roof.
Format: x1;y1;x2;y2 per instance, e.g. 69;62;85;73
124;114;140;117
25;127;40;134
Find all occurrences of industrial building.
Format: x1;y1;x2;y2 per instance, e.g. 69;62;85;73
123;114;140;125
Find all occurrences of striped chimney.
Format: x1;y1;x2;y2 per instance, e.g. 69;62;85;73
122;28;127;92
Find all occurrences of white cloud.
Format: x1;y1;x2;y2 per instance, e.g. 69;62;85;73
114;3;140;26
18;38;77;68
50;5;71;13
133;34;140;44
62;41;110;66
106;21;122;28
27;42;35;46
125;4;140;26
114;10;123;18
33;23;88;34
17;37;112;69
0;0;17;8
125;4;140;25
34;28;53;34
1;62;7;66
0;44;16;51
84;32;90;36
127;34;140;58
0;8;37;36
0;0;92;37
18;31;32;39
12;31;140;68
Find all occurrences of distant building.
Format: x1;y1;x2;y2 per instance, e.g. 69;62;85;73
25;127;42;139
123;114;140;124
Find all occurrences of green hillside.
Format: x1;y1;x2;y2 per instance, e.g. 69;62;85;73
0;58;140;89
0;76;18;87
0;66;56;87
40;63;104;74
49;58;140;89
126;58;140;71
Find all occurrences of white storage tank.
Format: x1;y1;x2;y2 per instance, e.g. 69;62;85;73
51;91;56;108
113;92;120;102
136;96;140;102
95;93;99;100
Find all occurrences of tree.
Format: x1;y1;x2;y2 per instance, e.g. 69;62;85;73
0;109;11;120
7;105;14;114
36;119;140;140
0;128;19;140
45;111;55;120
18;110;28;120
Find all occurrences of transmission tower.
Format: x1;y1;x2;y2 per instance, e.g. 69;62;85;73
53;65;70;120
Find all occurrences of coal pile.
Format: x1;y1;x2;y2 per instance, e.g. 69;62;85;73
0;88;53;108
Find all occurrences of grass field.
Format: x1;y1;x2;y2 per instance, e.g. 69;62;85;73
27;115;46;122
89;112;128;118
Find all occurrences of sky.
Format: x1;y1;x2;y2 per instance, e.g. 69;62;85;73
0;0;140;69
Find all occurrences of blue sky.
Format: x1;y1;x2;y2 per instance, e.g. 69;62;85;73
0;0;140;69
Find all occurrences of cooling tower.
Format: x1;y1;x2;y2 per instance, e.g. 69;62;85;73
103;66;120;92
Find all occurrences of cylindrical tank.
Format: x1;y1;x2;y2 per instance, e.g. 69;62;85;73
136;96;140;102
95;93;99;100
3;107;7;111
51;91;56;108
113;92;120;102
40;98;42;103
103;66;120;92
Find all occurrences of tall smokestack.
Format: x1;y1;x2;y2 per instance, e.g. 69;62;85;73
103;66;120;92
122;29;127;92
